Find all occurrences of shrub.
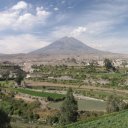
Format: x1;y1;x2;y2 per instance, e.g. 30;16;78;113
106;95;128;113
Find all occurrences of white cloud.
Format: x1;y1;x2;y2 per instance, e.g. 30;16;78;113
50;26;87;40
51;26;87;39
70;26;87;36
0;34;49;54
12;1;28;10
0;1;50;32
36;7;49;16
54;7;59;11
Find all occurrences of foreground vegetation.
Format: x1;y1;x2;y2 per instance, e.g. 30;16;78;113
0;59;128;127
0;93;40;122
64;110;128;128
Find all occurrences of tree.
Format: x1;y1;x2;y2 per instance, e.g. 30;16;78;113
60;88;78;125
1;70;10;81
15;69;26;85
122;60;127;68
0;108;11;128
86;61;96;73
104;58;116;71
122;60;128;73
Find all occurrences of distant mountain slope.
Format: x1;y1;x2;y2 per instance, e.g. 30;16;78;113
30;37;103;55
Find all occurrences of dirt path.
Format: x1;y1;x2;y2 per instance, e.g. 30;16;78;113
74;94;104;102
26;80;128;95
15;94;35;103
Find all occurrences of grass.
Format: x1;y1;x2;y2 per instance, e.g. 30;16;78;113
0;81;14;87
48;99;106;111
64;110;128;128
11;121;52;128
15;88;65;100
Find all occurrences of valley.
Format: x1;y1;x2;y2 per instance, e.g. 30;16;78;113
0;0;128;127
0;37;128;128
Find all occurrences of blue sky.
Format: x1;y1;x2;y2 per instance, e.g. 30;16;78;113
0;0;128;54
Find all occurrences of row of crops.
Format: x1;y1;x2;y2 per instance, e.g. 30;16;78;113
15;88;65;101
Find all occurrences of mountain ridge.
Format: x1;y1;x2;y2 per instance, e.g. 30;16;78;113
29;36;105;55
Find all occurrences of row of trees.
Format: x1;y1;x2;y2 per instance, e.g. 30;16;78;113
0;67;26;85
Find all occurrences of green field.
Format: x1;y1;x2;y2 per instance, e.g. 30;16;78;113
48;99;106;111
15;88;65;100
64;110;128;128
